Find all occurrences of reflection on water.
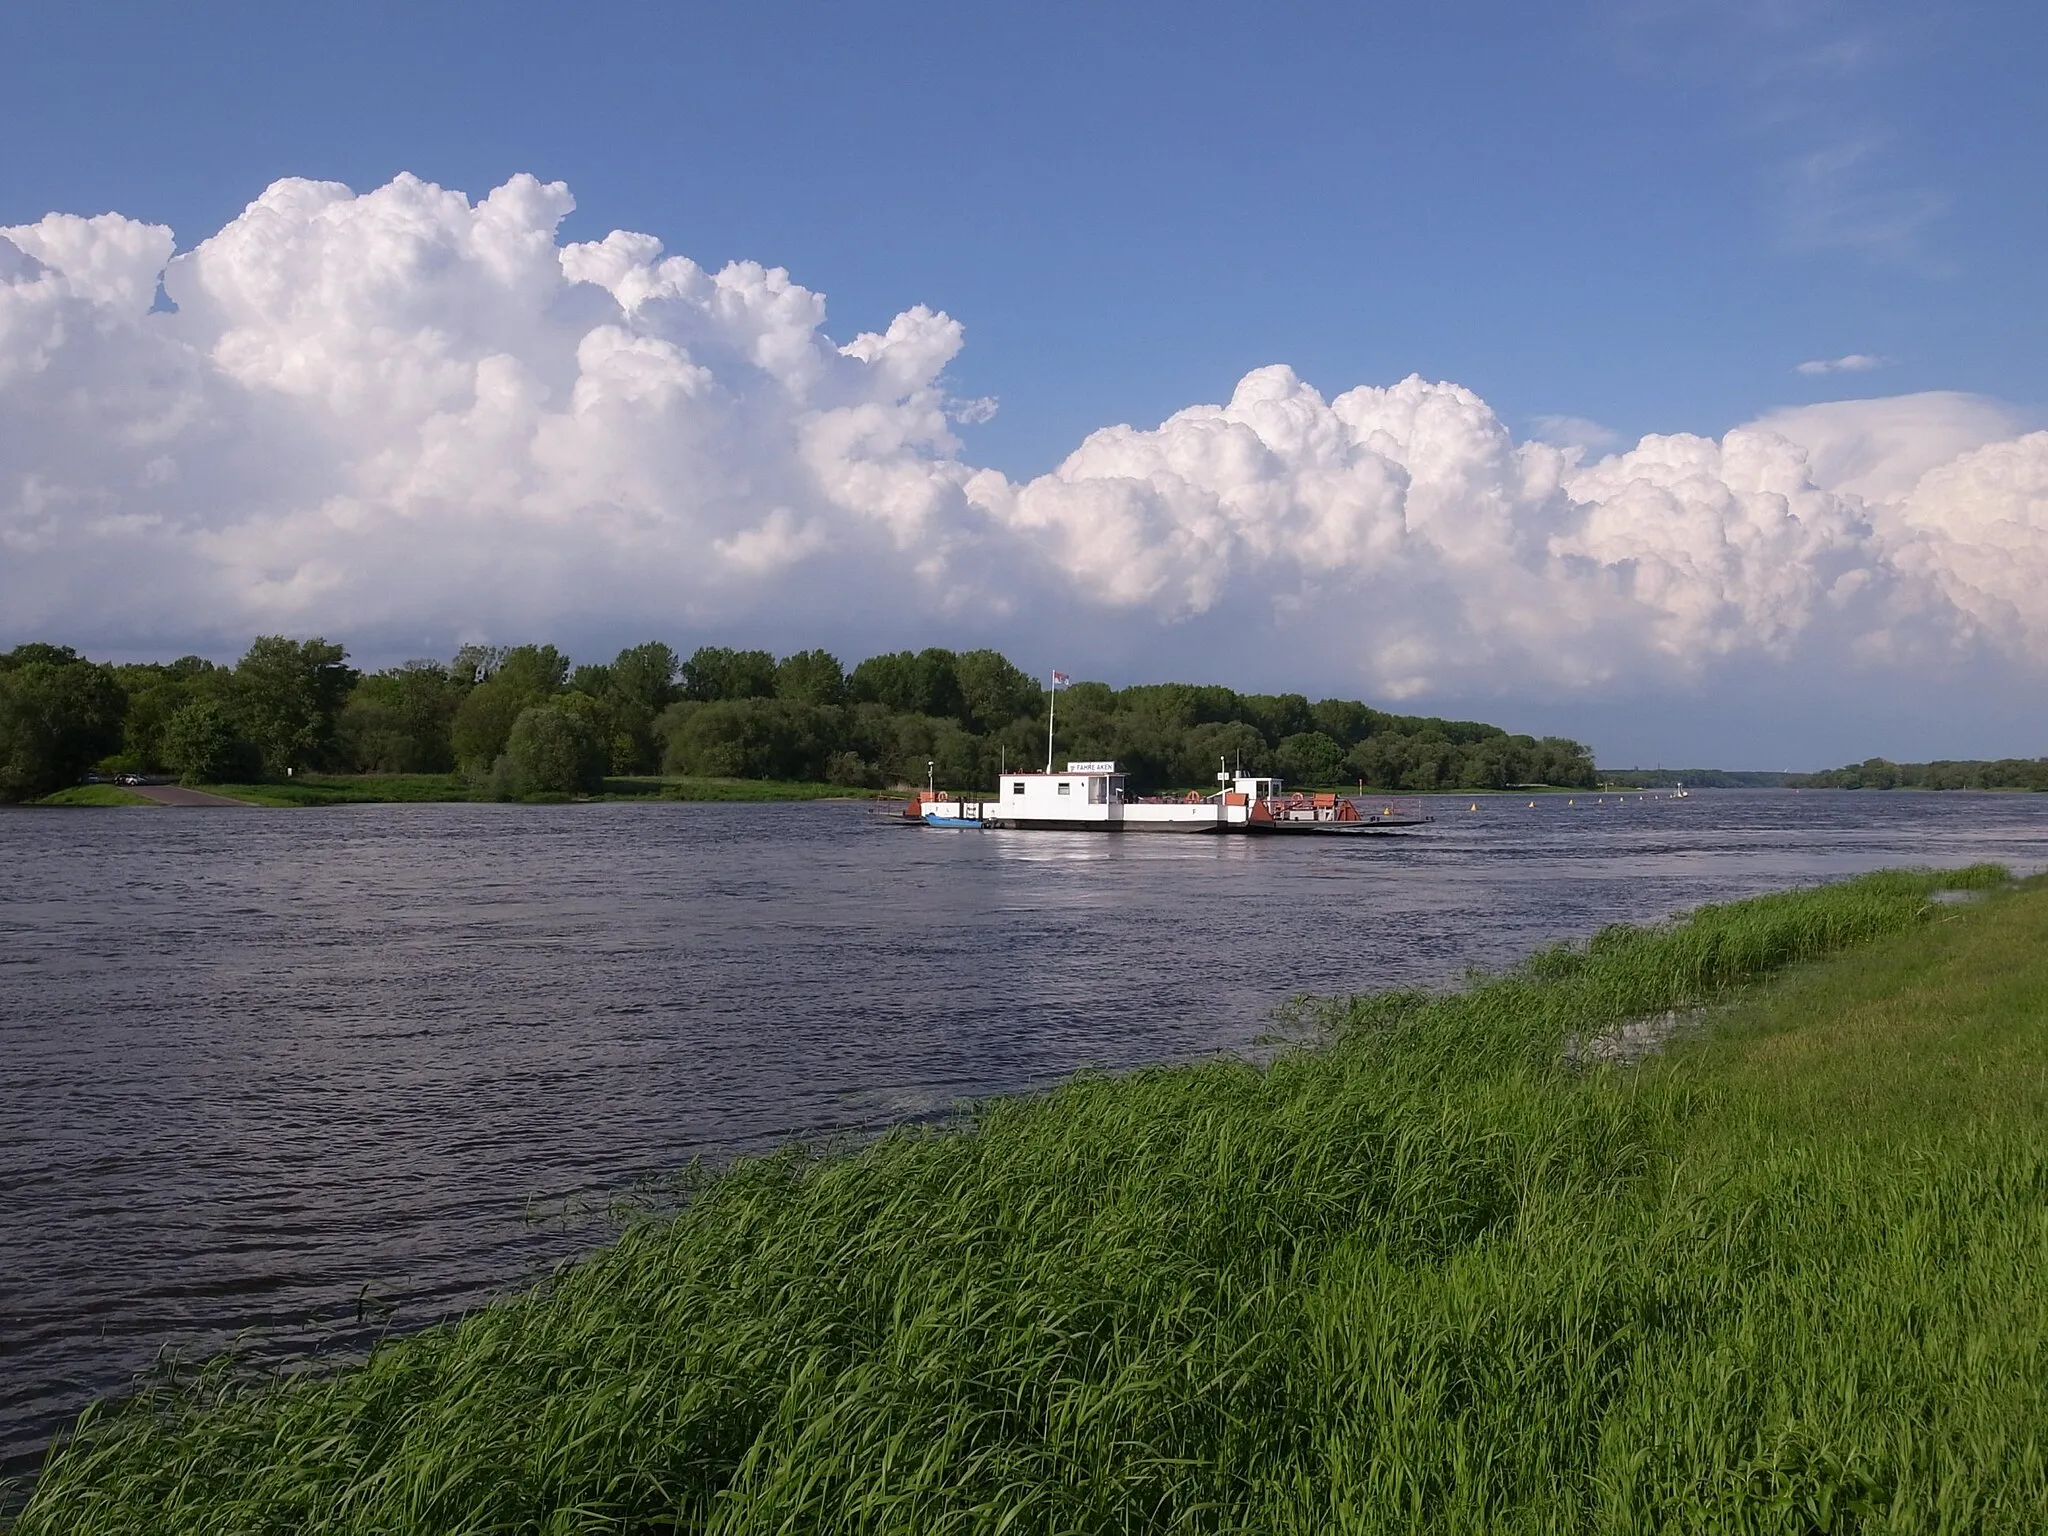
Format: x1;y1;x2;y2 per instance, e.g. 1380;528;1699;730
3;790;2046;1479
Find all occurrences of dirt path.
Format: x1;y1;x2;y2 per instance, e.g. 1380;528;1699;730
127;784;249;807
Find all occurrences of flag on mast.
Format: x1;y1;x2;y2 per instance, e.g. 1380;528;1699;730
1044;671;1068;772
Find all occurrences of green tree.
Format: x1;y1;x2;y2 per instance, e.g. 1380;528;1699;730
1310;697;1388;748
1274;731;1346;786
232;636;357;775
449;643;507;686
609;642;681;713
105;656;229;773
848;649;964;720
501;703;607;796
160;700;251;784
1177;720;1268;787
658;699;845;780
339;662;461;773
1240;692;1313;746
587;642;682;773
0;644;128;801
493;644;571;698
775;649;847;706
450;646;569;773
954;650;1040;731
452;682;533;774
1346;734;1408;789
681;647;778;702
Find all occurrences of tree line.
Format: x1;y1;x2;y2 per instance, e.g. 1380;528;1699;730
1786;757;2048;791
0;638;1597;802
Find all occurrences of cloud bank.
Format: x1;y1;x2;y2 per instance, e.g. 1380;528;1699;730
4;172;2047;720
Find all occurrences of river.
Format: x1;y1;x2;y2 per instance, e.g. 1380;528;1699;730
5;789;2047;1483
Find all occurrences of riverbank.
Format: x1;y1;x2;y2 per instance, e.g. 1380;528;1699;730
30;784;154;807
14;866;2046;1531
34;774;900;807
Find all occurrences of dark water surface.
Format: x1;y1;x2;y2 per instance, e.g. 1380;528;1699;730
6;790;2048;1482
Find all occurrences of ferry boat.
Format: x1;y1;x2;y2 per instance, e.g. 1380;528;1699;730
904;762;1433;835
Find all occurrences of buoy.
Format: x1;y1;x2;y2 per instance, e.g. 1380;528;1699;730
1469;803;1478;812
1569;799;1575;806
1528;800;1535;808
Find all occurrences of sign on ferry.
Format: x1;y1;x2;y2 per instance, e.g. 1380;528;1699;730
1064;760;1117;773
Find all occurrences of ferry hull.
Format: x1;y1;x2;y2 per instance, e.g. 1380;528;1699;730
980;817;1225;833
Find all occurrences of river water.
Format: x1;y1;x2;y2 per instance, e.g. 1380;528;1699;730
5;789;2048;1483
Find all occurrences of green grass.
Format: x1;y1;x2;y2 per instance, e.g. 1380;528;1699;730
192;774;897;806
32;783;155;806
195;775;475;806
15;866;2047;1533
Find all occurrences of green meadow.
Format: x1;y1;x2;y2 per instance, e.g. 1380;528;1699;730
15;867;2047;1533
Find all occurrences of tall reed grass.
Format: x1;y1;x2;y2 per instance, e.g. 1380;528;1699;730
16;864;2041;1533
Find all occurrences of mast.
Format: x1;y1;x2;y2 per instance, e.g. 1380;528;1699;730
1044;673;1057;773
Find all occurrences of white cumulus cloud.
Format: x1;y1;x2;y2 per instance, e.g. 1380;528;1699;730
1527;414;1622;453
4;171;2048;717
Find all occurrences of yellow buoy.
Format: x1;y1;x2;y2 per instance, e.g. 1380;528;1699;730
1469;803;1478;812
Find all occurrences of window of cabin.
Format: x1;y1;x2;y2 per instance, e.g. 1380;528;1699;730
1057;782;1071;796
1089;777;1107;804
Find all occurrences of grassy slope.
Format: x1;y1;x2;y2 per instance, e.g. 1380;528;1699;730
32;784;155;806
195;775;474;806
16;869;2046;1533
194;775;894;806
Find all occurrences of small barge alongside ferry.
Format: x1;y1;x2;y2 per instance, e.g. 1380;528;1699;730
904;762;1433;836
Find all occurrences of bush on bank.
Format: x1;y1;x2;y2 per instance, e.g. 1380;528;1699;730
17;866;2042;1533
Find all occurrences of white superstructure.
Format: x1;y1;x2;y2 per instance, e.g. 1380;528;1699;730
910;762;1431;835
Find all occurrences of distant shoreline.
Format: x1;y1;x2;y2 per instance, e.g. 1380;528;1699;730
29;775;2047;809
30;774;900;808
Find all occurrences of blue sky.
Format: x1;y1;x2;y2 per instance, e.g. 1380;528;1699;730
2;2;2045;765
7;1;2040;474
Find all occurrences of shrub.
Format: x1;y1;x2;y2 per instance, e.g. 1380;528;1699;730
825;751;882;788
502;704;606;796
